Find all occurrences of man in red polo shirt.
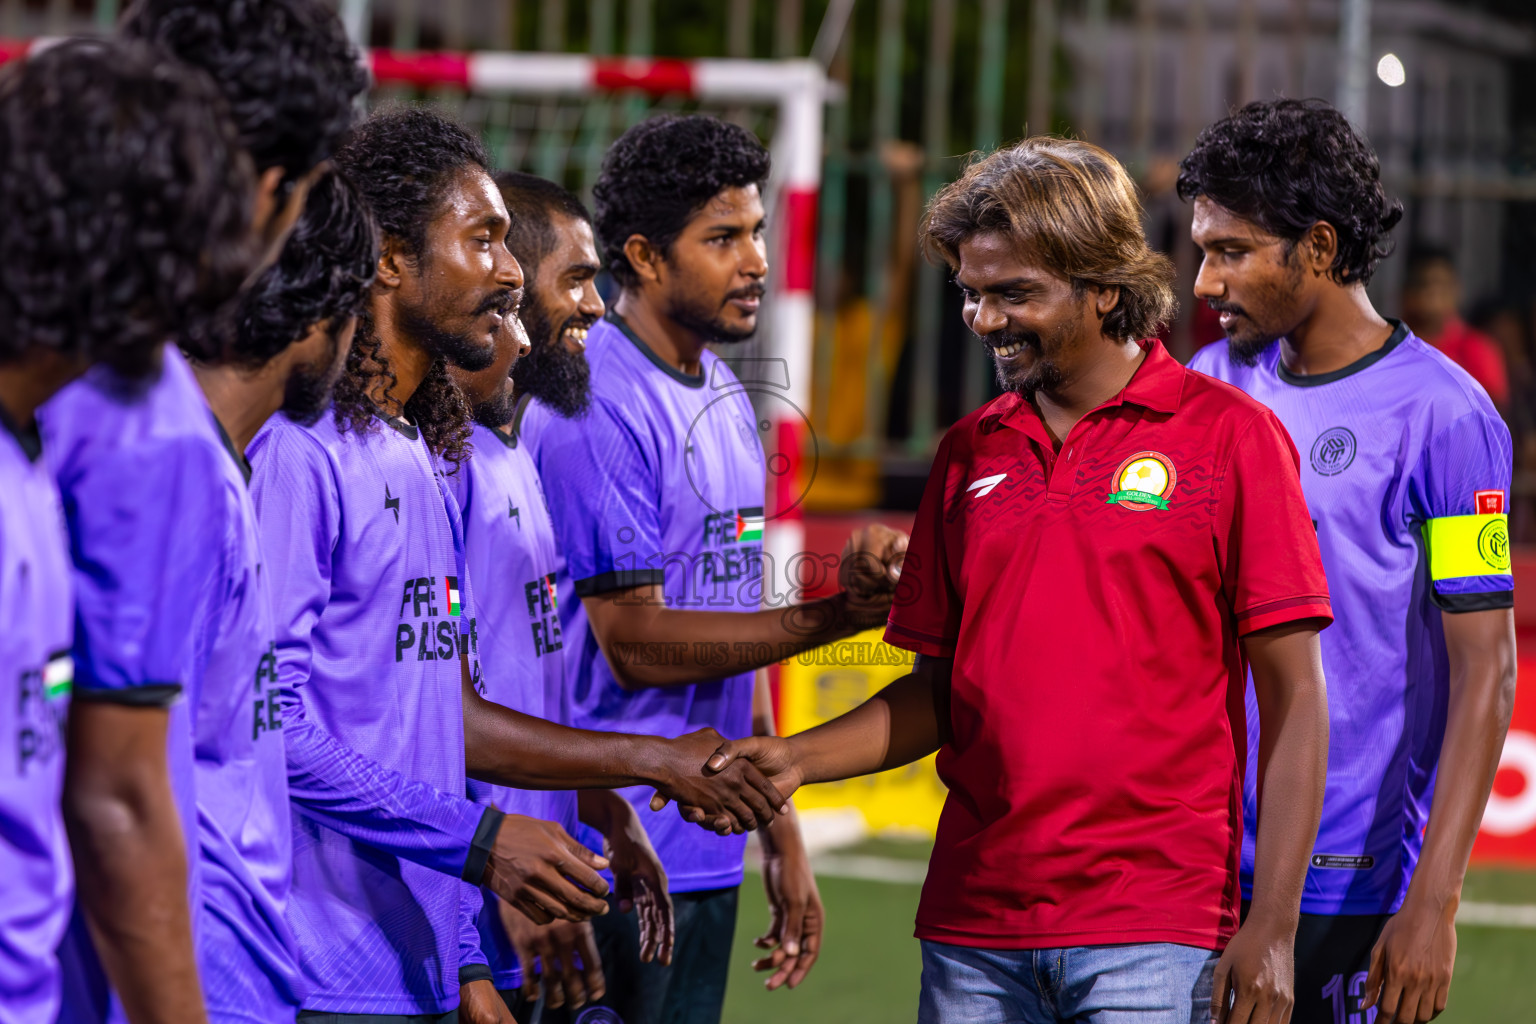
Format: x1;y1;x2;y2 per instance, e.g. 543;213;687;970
704;138;1332;1024
1400;244;1510;412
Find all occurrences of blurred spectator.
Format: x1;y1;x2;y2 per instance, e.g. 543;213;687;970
1470;295;1536;542
1401;244;1510;411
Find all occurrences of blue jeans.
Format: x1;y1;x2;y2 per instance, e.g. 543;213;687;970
918;941;1219;1024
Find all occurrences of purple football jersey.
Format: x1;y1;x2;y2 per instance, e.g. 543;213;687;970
528;313;762;893
446;421;580;989
0;408;74;1024
1190;321;1514;914
249;410;495;1014
42;346;298;1022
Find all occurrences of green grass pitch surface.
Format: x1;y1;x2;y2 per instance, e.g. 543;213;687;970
723;842;1536;1023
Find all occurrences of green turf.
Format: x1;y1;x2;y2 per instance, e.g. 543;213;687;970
721;844;1536;1024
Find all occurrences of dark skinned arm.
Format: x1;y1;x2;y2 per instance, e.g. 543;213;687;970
1214;621;1330;1024
62;702;207;1024
460;663;785;833
1363;607;1517;1024
583;525;907;690
697;655;953;797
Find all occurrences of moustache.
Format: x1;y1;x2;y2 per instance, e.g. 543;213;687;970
724;284;766;303
1205;299;1247;318
471;290;518;318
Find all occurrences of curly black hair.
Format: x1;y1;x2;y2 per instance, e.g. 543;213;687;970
1177;98;1403;286
496;170;593;277
332;107;491;467
0;38;255;379
592;114;770;288
121;0;366;177
334;106;489;264
230;171;377;368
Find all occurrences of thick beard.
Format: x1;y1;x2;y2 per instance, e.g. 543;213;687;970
510;297;592;419
398;298;498;372
281;327;344;425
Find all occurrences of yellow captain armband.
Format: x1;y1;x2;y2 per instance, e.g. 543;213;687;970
1423;513;1511;579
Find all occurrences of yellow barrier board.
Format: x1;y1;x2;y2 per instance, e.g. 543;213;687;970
778;628;946;836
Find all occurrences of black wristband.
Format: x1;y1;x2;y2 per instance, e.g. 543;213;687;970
459;963;494;986
462;806;506;883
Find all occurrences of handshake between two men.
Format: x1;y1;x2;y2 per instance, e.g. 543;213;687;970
467;523;909;962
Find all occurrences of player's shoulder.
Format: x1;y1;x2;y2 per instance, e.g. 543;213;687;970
583;316;644;387
42;346;222;476
1186;338;1246;381
1393;333;1504;425
248;410;346;483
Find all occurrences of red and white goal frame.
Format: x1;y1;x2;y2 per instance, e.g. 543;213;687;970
0;41;826;568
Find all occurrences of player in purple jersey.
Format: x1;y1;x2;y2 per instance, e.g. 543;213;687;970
182;171;375;1024
43;5;367;1022
448;311;673;1021
253;108;787;1024
1180;100;1518;1024
0;37;257;1024
528;117;905;1024
491;174;626;1023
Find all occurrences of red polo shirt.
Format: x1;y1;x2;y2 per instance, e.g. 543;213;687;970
1425;317;1509;407
886;340;1330;952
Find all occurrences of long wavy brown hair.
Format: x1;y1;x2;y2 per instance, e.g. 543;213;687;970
922;138;1176;341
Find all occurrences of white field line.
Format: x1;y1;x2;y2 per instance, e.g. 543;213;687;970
1457;901;1536;929
749;854;1536;929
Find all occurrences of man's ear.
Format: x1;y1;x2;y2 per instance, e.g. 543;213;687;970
1093;284;1120;320
622;234;664;286
376;236;407;290
1302;222;1339;276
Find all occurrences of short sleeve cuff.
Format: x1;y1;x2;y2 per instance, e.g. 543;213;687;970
1235;596;1333;636
573;569;666;598
70;682;183;707
1434;589;1514;613
883;621;957;659
462;806;506;883
458;963;493;985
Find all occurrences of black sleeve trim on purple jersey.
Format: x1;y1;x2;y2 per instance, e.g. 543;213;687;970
70;683;183;708
458;963;494;986
573;568;666;598
462;806;506;883
1435;589;1515;613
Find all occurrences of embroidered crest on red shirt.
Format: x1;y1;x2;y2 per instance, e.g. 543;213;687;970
1106;451;1177;511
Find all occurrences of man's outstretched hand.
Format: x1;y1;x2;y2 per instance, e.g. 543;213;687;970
483;814;611;925
647;728;788;834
